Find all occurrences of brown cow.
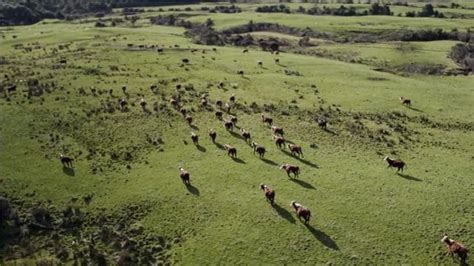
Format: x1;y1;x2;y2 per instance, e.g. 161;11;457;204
185;115;193;125
251;142;265;158
240;128;251;143
230;115;238;126
291;201;311;224
215;111;223;120
260;184;275;205
179;167;190;185
384;156;406;172
280;163;299;178
441;235;468;264
261;114;273;126
288;144;303;157
191;132;199;145
224;120;234;131
273;135;285;149
316;117;327;129
208;129;217;143
271;126;284;136
224;144;237;157
400;97;411;106
59;154;74;168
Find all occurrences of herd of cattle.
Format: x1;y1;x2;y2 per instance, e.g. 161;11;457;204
53;60;468;262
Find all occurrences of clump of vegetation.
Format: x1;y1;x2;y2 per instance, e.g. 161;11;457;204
406;4;445;18
256;5;290;14
210;5;241;13
450;42;474;73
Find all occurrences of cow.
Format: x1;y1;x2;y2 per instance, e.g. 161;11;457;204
273;135;285;149
271;126;284;136
208;129;217;143
384;156;406;172
291;201;311;224
240;128;251;143
230;115;238;126
215;111;223;120
280;163;299;178
288;144;303;157
316;117;327;130
251;142;265;158
191;133;199;145
179;167;190;185
261;114;273;126
185;115;193;125
224;144;237;157
260;184;275;205
441;235;469;264
59;154;74;168
400;97;411;106
224;120;233;131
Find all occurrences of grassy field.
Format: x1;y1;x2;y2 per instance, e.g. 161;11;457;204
1;3;473;265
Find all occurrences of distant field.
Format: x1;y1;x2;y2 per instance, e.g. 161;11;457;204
1;3;473;265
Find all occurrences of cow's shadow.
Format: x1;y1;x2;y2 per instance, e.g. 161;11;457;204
63;166;75;176
290;178;316;189
397;173;422;181
185;183;200;196
272;203;295;223
305;224;339;250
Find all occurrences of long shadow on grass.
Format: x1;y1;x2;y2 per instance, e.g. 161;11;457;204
186;183;200;196
196;144;206;152
190;124;200;131
228;130;242;139
405;106;423;113
272;204;295;223
323;128;338;135
231;157;246;164
290;178;316;189
397;173;422;181
214;142;225;150
63;166;75;176
260;157;279;166
305;224;339;250
281;150;319;169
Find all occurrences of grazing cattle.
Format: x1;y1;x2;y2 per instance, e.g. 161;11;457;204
215;111;223;120
217;82;224;89
59;154;74;168
251;142;265;158
176;84;182;90
260;184;275;205
157;48;164;53
384;156;406;172
271;126;284;136
200;96;208;107
208;129;217;143
179;108;187;117
215;100;223;109
121;86;127;94
242;49;248;53
182;58;189;64
118;98;127;111
179;167;190;185
441;235;468;263
224;120;234;131
240;128;251;143
60;59;67;64
229;94;236;103
170;98;178;107
288;144;303;157
316;117;327;129
237;70;244;76
230;115;238;126
224;144;237;157
291;201;311;224
224;102;232;113
280;163;299;178
6;85;16;94
185;115;193;125
140;98;146;108
261;114;273;126
400;96;411;106
273;135;285;149
257;60;263;67
274;58;280;64
191;132;199;145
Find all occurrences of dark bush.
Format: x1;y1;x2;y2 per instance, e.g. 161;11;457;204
450;43;474;73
